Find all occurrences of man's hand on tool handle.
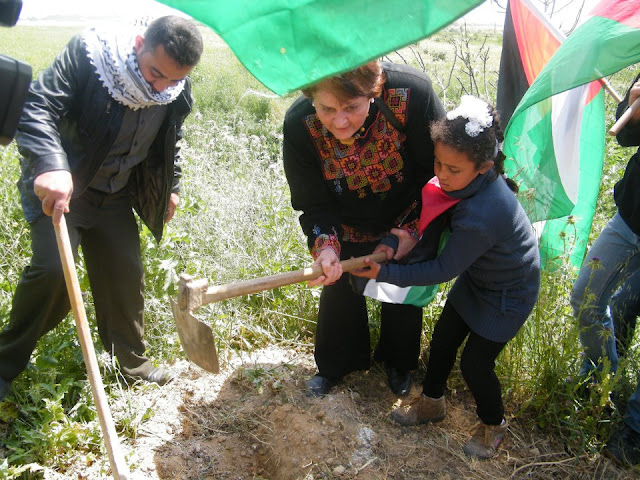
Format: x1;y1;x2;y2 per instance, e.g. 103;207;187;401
34;170;73;225
165;193;179;223
308;248;343;287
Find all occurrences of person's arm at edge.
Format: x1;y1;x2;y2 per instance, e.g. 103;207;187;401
16;34;87;223
616;73;640;148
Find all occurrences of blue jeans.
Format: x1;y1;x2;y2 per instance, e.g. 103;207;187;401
628;385;640;434
570;213;640;375
571;212;640;433
610;269;640;359
611;272;640;434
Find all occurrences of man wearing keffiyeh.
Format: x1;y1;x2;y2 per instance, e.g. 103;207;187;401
0;16;202;400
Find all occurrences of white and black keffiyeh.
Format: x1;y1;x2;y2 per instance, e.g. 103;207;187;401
82;25;185;110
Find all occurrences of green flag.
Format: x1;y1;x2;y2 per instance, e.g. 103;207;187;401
157;0;483;95
502;0;640;268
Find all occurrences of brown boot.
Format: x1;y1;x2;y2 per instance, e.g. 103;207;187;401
463;419;508;459
391;394;446;426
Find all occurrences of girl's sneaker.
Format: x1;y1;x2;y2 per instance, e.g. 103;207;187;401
463;419;508;459
390;394;446;426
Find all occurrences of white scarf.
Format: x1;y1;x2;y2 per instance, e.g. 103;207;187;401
82;26;185;111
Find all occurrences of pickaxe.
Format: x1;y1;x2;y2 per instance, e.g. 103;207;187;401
172;251;387;373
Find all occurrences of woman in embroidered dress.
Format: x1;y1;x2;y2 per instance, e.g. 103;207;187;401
352;96;540;459
282;61;445;397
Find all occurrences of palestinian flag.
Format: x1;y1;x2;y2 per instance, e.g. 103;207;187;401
353;178;457;307
497;0;634;268
157;0;483;95
352;228;445;307
361;280;439;307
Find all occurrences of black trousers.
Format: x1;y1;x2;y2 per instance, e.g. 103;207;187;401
0;188;152;381
314;241;423;379
422;301;506;425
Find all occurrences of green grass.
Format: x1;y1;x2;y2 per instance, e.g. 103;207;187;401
0;24;638;477
0;26;83;73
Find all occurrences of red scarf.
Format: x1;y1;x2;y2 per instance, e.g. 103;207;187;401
418;177;461;236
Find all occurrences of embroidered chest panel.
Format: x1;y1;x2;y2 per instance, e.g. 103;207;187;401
304;88;409;198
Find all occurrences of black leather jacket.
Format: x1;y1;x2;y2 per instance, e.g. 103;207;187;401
15;34;192;241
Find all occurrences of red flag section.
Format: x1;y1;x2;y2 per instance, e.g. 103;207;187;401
496;0;566;125
591;0;640;28
510;0;562;86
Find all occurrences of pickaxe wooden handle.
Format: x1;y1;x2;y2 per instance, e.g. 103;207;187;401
174;251;388;374
179;251;388;311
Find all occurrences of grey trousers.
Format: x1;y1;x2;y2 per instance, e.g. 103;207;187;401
0;188;152;381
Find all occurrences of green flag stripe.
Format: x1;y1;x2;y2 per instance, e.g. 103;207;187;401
509;17;640;127
504;99;574;223
525;88;605;268
403;284;438;307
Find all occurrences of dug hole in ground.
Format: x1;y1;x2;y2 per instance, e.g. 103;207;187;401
52;345;634;480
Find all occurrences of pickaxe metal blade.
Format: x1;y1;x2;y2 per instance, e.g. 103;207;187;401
172;252;387;374
171;299;220;374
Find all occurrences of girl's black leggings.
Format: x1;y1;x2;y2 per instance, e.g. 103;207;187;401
422;300;507;425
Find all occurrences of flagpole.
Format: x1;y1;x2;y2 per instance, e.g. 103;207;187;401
608;97;640;136
600;75;634;137
600;76;622;103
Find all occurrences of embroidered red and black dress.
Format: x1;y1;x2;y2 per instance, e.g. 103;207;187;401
283;62;445;259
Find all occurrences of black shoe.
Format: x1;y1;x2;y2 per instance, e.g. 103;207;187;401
605;424;640;466
387;368;412;397
0;377;11;401
306;375;337;397
129;367;174;386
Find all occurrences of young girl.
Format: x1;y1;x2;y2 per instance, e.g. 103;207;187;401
352;95;540;459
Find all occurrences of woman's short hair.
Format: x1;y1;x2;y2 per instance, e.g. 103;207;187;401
302;61;386;101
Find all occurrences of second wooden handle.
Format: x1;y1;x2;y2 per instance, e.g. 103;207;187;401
54;216;130;479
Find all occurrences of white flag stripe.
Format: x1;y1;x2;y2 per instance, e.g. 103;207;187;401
532;220;546;241
362;281;411;304
551;83;590;205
